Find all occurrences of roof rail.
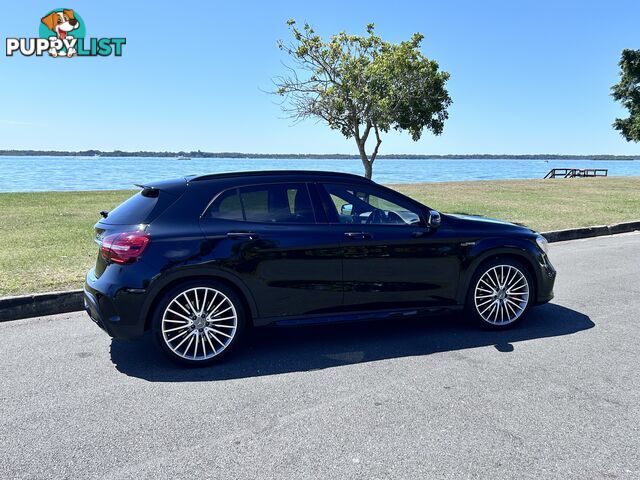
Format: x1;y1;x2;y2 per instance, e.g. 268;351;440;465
189;170;371;182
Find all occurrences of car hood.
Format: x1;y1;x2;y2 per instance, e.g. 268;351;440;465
444;213;535;234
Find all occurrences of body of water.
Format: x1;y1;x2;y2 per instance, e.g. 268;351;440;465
1;156;639;192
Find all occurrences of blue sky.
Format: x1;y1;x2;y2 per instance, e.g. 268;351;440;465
1;0;638;155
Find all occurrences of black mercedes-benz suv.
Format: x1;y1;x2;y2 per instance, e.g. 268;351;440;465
85;170;555;366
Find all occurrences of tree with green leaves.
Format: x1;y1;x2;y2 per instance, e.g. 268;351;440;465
274;20;451;179
612;49;640;142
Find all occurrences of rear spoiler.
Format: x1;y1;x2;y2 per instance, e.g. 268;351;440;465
134;184;160;197
131;177;187;197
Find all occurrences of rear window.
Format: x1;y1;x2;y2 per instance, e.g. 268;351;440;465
102;188;173;225
207;183;315;223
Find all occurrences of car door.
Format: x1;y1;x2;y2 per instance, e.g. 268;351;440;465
199;182;344;320
316;182;462;312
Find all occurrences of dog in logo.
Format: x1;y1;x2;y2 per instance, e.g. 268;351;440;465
41;9;79;57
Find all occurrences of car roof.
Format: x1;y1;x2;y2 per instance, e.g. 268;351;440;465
187;170;373;184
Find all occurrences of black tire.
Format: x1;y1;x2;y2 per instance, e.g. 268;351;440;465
465;258;534;330
152;280;247;366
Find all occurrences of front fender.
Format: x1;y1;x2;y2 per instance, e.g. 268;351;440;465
456;236;546;304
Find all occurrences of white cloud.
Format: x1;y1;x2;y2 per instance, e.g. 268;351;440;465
0;119;47;127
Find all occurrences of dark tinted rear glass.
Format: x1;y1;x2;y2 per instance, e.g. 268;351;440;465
102;189;170;225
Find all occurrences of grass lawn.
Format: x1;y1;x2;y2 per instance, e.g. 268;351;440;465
1;177;639;297
393;177;640;232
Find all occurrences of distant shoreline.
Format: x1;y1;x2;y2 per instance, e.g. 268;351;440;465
0;150;638;160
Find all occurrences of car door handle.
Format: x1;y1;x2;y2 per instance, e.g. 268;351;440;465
226;232;259;240
344;232;372;240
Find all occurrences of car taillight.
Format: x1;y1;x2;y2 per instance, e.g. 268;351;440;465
100;231;149;264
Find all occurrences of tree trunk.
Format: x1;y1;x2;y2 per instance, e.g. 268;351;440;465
362;158;373;179
356;140;373;179
354;122;380;180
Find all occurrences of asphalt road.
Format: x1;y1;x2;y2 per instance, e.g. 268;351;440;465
1;233;639;479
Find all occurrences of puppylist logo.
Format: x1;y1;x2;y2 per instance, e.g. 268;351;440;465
6;8;126;58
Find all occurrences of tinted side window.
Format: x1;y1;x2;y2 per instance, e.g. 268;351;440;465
240;183;314;223
239;188;270;222
321;183;421;225
208;188;243;221
208;183;315;223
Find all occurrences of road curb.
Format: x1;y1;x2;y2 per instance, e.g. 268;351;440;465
1;221;639;322
0;290;83;322
542;220;640;242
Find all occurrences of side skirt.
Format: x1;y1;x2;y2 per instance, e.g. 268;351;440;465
254;305;464;328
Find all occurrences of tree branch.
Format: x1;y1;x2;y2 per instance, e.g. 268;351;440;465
360;120;372;146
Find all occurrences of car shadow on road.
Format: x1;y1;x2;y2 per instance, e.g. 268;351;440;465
110;303;593;382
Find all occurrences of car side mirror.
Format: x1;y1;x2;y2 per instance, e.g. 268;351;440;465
340;203;353;215
427;210;441;229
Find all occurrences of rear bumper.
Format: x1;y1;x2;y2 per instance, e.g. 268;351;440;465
84;269;147;340
83;287;107;332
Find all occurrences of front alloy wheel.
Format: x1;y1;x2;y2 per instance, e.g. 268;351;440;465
468;260;533;328
153;281;245;365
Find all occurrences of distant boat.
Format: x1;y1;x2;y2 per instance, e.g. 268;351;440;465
176;156;191;160
93;154;101;158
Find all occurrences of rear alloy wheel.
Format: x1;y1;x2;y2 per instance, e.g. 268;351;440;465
467;259;533;329
153;281;245;366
